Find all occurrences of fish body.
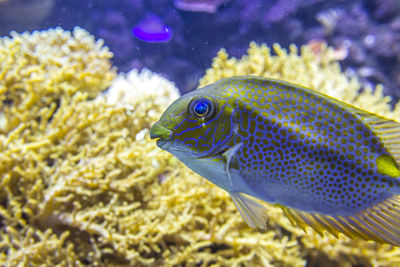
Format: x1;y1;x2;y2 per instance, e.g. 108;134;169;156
150;76;400;245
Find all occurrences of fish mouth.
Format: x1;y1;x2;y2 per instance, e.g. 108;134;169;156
150;123;190;154
150;122;174;149
150;122;173;139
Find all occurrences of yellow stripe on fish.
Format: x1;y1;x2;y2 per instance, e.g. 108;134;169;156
150;76;400;245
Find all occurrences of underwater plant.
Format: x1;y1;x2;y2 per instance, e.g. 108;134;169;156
1;27;400;266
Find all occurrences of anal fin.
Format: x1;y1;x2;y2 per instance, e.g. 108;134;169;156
281;195;400;245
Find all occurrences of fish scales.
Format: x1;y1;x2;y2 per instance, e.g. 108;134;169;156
214;78;391;214
150;76;400;245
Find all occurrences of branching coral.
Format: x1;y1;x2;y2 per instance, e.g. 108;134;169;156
102;68;180;126
0;26;115;133
0;27;118;265
2;27;400;266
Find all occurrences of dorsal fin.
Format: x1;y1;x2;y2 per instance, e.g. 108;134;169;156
258;77;400;166
339;104;400;168
362;117;400;167
297;84;400;167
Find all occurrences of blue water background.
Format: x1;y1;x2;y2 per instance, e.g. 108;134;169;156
0;0;399;99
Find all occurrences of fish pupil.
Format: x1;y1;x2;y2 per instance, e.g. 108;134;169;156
194;101;209;116
189;97;215;119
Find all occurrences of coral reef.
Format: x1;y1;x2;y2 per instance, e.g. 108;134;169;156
0;26;119;265
2;27;400;266
0;27;115;134
103;68;179;115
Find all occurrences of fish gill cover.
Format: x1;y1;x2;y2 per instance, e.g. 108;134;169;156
1;26;400;266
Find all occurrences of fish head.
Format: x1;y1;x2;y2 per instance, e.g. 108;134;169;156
150;87;236;159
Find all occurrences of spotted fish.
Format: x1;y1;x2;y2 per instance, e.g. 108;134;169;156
150;76;400;245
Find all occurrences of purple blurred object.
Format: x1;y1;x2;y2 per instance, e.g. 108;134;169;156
174;0;229;13
366;0;400;21
335;3;370;37
132;14;172;43
263;0;301;24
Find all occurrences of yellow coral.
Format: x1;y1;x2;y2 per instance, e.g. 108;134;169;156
102;68;180;127
0;27;118;265
0;26;115;133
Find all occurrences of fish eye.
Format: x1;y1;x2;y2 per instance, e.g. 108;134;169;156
189;97;215;119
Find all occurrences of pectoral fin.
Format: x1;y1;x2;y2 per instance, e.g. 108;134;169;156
222;142;270;229
222;143;242;188
230;191;269;229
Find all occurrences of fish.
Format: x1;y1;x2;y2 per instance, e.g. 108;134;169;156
150;76;400;245
132;14;172;43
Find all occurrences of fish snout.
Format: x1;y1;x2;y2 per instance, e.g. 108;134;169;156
150;122;173;140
